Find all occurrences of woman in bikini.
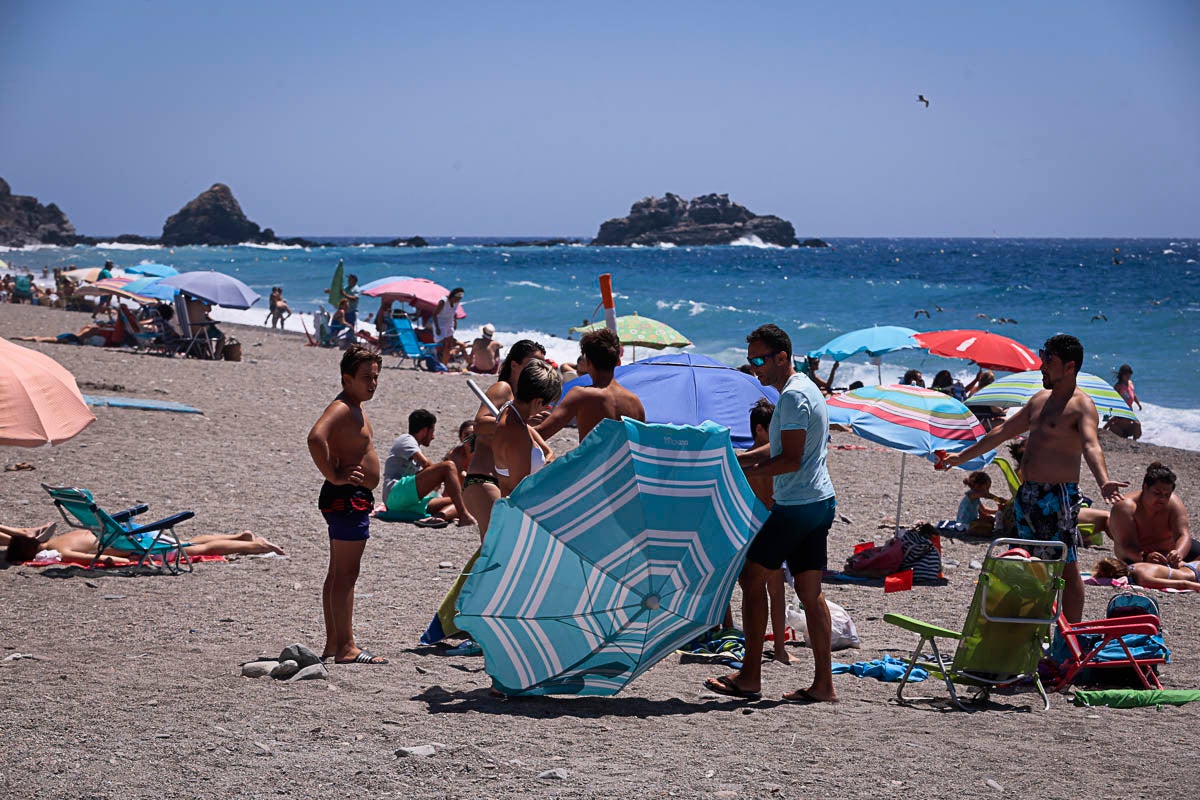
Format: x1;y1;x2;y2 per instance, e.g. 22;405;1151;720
492;359;562;497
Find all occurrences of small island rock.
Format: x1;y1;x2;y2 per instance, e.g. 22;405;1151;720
592;193;801;247
161;183;267;246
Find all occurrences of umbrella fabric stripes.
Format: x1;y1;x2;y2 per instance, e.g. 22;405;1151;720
0;338;96;447
76;275;141;299
808;325;920;361
456;418;768;696
357;275;414;294
914;329;1040;372
61;267;105;283
968;371;1138;422
569;314;691;349
157;270;261;309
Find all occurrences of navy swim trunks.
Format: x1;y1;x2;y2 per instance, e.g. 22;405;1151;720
1013;481;1080;563
319;480;375;542
747;496;837;573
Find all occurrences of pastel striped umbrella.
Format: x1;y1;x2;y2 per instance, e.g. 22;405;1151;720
967;371;1138;422
827;384;993;532
455;418;768;696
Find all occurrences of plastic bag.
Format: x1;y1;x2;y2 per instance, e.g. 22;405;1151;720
786;600;861;651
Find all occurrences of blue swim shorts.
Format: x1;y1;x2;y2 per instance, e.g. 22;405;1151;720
319;480;375;542
747;496;837;573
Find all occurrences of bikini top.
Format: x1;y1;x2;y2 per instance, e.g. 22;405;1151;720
493;401;545;478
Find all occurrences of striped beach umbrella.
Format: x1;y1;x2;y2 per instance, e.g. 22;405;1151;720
967;371;1138;421
455;418;768;697
570;314;691;350
827;384;993;532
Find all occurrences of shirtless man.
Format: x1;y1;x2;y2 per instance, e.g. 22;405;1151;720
535;328;646;442
307;344;387;665
1109;462;1196;567
4;527;284;566
946;334;1126;622
469;324;503;374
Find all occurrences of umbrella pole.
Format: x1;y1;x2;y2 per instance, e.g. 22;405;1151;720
878;362;883;384
894;453;907;537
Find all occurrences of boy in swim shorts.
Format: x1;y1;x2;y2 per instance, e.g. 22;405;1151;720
307;344;388;665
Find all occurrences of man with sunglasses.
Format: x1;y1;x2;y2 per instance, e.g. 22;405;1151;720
945;333;1127;622
705;324;838;703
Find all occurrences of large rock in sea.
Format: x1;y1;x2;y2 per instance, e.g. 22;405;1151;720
161;183;266;246
592;193;802;247
0;177;78;247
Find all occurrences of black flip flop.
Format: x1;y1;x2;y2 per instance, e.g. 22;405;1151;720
704;675;761;700
781;688;835;704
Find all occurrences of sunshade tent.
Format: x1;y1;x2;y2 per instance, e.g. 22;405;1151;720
455;418;769;696
157;270;261;309
0;338;95;447
361;276;466;318
807;325;920;383
559;353;778;448
914;329;1041;373
967;371;1138;422
570;314;692;354
124;263;178;277
827;384;993;532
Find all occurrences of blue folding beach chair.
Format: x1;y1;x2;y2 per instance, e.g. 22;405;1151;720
42;484;196;574
384;316;438;368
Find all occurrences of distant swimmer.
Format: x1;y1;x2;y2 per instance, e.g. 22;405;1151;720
917;94;930;108
1091;313;1108;322
1113;247;1122;266
975;313;989;319
914;308;931;319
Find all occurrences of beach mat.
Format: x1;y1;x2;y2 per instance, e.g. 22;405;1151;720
22;553;227;568
83;395;202;414
1074;689;1200;708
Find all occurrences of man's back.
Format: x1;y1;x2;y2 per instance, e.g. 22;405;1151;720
1021;387;1094;484
574;379;645;440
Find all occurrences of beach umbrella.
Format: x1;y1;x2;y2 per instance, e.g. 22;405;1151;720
570;314;691;350
827;384;993;533
967;371;1138;422
124;262;177;278
360;276;466;318
157;270;261;309
807;325;921;383
455;418;768;696
0;338;96;447
61;267;106;283
75;275;141;299
914;329;1040;372
121;276;179;303
358;275;413;294
560;353;778;448
328;259;345;308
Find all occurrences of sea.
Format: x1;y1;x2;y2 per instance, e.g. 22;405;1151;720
3;237;1198;451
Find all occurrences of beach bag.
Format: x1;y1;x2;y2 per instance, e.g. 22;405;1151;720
420;355;448;372
843;538;903;578
787;600;861;651
223;337;242;362
1106;591;1160;620
899;525;942;584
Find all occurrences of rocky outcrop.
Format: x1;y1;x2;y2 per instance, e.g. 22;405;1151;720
161;183;267;246
0;178;78;247
592;193;800;247
378;236;429;248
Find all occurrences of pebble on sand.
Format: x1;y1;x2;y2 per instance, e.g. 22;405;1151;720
242;661;278;678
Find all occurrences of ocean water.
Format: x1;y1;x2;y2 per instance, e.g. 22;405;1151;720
4;237;1198;450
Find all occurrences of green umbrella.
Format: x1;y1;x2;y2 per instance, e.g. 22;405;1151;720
570;313;691;359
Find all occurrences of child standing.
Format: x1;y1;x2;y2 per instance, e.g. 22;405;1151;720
744;398;792;664
957;471;1001;535
307;344;387;665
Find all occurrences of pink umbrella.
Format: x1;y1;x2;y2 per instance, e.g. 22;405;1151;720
361;277;466;319
0;338;96;447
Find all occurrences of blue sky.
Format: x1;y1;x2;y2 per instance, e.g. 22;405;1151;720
2;1;1197;237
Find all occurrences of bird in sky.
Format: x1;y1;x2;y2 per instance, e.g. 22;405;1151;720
914;308;931;319
1091;313;1108;322
917;94;930;108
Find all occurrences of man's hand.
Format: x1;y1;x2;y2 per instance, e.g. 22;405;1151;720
943;452;966;470
1169;550;1184;568
342;464;365;486
1100;480;1128;504
529;409;551;425
1143;550;1169;566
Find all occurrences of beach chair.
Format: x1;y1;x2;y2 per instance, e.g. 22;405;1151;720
173;294;222;359
12;274;34;303
389;316;438;368
42;484;196;574
994;457;1022;498
1051;595;1167;692
884;538;1066;710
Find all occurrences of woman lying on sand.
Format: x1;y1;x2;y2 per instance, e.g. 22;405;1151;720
3;527;285;567
1093;555;1200;592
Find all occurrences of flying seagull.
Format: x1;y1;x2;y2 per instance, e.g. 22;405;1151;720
913;308;931;319
918;94;930;108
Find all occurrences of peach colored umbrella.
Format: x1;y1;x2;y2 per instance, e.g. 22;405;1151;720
0;338;95;447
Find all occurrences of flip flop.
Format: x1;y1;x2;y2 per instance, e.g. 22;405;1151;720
412;516;451;529
781;688;836;704
703;675;761;700
335;650;389;665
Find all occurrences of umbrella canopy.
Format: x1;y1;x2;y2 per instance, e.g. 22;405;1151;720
157;270;261;309
358;275;414;294
808;325;920;362
124;262;178;277
967;371;1138;422
570;314;691;350
560;353;778;448
0;338;96;447
121;276;179;303
76;275;142;299
914;329;1041;372
61;267;106;283
456;418;768;696
361;276;466;318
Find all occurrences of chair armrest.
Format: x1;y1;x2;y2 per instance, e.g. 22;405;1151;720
1062;620;1160;637
884;613;962;640
111;504;150;523
127;510;196;535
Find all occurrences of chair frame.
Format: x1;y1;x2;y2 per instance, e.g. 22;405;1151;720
1051;612;1166;691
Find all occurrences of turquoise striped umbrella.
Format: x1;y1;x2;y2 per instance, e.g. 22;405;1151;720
455;418;768;696
967;371;1138;421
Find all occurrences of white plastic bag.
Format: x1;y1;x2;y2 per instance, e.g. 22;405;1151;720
786;600;861;651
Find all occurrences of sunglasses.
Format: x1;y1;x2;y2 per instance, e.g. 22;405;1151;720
747;350;783;367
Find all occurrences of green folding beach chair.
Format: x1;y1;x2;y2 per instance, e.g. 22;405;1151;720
42;483;196;574
884;538;1066;711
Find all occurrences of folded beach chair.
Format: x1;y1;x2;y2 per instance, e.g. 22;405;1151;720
885;537;1066;710
42;483;196;574
1051;593;1167;691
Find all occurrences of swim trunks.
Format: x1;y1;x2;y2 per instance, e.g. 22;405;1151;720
1013;481;1080;563
747;497;837;573
319;480;374;542
464;473;499;489
385;474;435;516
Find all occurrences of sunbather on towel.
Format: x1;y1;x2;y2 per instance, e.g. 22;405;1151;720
1093;555;1200;592
3;528;284;566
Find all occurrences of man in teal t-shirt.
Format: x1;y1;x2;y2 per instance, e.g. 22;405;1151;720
704;323;837;704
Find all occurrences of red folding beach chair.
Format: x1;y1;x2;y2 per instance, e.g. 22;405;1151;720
1051;612;1166;691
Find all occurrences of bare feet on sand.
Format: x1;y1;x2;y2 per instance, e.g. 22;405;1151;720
457;515;478;528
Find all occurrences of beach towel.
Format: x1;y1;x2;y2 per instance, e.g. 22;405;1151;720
1073;689;1200;709
420;547;481;645
832;655;928;683
675;628;746;670
21;552;226;568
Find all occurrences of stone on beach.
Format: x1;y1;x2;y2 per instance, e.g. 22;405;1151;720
278;643;322;668
269;659;300;679
241;660;278;678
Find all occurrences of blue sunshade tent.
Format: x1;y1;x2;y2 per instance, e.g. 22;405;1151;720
560;353;778;448
124;263;178;278
807;325;920;383
158;270;260;309
967;371;1138;422
456;418;769;696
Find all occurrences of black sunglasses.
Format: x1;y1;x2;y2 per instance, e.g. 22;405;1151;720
747;350;783;367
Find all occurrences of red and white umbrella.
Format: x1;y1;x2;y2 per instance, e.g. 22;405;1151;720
914;329;1041;372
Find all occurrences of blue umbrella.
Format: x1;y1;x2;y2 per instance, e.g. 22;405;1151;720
158;270;261;309
561;353;778;448
806;325;920;383
455;418;768;696
124;263;178;278
122;276;179;302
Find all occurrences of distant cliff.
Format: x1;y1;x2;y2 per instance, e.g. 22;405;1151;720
161;183;268;246
0;178;78;247
592;193;807;247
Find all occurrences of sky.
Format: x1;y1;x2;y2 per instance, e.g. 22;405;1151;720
2;1;1198;238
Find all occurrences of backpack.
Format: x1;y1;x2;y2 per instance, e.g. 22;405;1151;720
843;538;904;578
899;525;943;584
1106;591;1160;620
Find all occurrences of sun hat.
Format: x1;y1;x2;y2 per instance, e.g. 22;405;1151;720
482;323;495;338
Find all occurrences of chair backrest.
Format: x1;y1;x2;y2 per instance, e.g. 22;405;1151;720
42;483;149;549
174;294;193;339
395;319;425;358
952;538;1066;677
994;457;1022;498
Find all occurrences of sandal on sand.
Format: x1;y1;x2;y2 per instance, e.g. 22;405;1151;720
335;650;389;665
4;462;34;472
704;675;761;700
413;516;450;529
781;688;835;705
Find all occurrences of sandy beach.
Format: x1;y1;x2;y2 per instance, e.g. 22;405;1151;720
2;302;1198;800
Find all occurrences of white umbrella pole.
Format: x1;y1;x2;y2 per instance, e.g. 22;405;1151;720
894;453;907;537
